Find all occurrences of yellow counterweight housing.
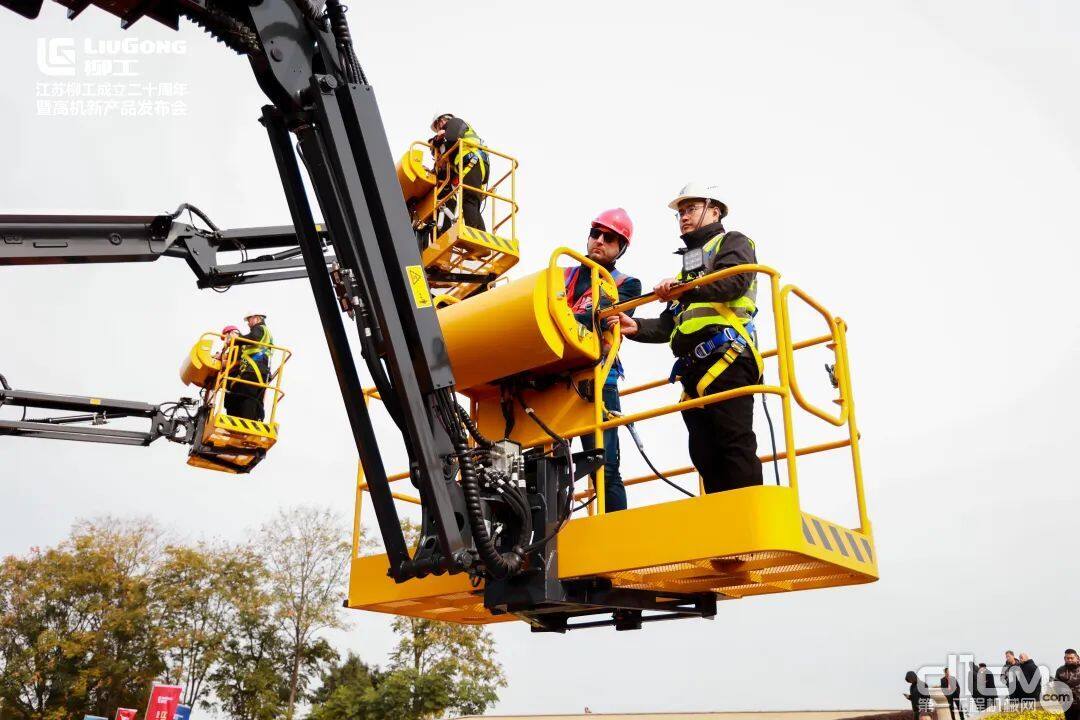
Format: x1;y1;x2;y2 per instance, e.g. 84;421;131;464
437;265;618;447
180;335;223;389
438;267;615;392
396;146;437;222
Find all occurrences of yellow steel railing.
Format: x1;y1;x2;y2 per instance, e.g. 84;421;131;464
411;138;519;249
349;262;868;563
204;332;292;425
587;264;868;531
545;247;622;515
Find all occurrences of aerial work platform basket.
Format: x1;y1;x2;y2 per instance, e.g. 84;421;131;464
397;140;519;300
179;331;291;474
347;252;876;628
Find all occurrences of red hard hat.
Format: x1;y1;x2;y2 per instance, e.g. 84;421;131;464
592;208;633;244
222;325;239;335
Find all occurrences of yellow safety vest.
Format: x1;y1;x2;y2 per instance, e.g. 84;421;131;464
670;233;763;397
239;325;274;384
671;233;757;339
454;123;488;182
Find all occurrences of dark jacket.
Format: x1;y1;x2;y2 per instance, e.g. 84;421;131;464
630;221;757;356
1002;662;1021;699
1018;659;1042;700
568;262;641;327
438;117;471;154
977;668;997;698
1055;663;1080;696
910;680;932;714
941;675;961;700
567;262;641;384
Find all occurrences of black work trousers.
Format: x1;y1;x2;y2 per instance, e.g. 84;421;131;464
439;162;486;233
946;697;965;720
223;366;267;422
679;350;762;493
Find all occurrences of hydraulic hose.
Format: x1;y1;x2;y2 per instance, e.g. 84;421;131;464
760;394;782;485
438;390;522;578
456;404;494;448
625;422;695;498
166;203;220;233
324;0;368;85
455;434;522;578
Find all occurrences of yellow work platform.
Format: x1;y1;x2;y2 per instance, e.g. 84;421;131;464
179;331;291;474
422;223;520;300
348;486;878;625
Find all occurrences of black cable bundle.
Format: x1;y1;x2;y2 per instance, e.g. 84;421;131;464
435;389;522;579
323;0;368;85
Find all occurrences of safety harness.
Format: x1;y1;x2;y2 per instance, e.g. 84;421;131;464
667;233;763;398
454;123;489;187
238;324;274;386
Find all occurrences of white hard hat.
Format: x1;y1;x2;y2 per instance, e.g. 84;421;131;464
668;182;728;217
245;312;266;320
431;112;454;131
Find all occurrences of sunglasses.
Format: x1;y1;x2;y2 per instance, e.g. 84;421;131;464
588;227;623;243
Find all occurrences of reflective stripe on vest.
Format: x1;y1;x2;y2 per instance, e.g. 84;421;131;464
564;265;627;315
672;232;757;340
240;325;273;380
456;124;488;182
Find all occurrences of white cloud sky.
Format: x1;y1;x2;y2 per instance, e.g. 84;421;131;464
2;0;1079;714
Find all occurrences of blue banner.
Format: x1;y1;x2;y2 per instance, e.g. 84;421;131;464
83;716;108;720
174;705;192;720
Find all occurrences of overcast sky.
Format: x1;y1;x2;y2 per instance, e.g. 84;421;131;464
2;0;1080;715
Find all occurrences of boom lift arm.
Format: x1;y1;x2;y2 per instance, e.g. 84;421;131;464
0;374;196;447
0;209;336;289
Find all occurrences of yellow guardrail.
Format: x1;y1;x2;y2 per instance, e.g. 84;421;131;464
546;246;623;514
350;261;868;563
206;332;292;425
592;264;867;532
410;139;519;245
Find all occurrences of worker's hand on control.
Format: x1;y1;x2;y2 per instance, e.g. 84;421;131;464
653;277;680;301
606;313;638;336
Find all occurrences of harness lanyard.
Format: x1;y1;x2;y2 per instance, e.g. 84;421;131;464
688;304;764;399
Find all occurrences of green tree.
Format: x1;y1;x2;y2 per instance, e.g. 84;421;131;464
306;653;374;720
154;542;265;713
0;517;164;720
207;582;289;720
383;617;504;718
258;506;351;720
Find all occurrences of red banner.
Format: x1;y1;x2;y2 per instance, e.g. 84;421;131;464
116;709;138;720
144;685;182;720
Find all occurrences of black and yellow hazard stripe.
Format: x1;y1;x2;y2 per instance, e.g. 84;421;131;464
215;414;279;440
458;225;520;256
800;513;875;570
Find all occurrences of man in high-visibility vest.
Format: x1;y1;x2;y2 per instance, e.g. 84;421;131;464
610;183;763;493
431;112;489;233
565;208;641;512
224;312;274;422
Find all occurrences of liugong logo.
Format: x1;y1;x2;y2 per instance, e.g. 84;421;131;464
36;37;75;76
